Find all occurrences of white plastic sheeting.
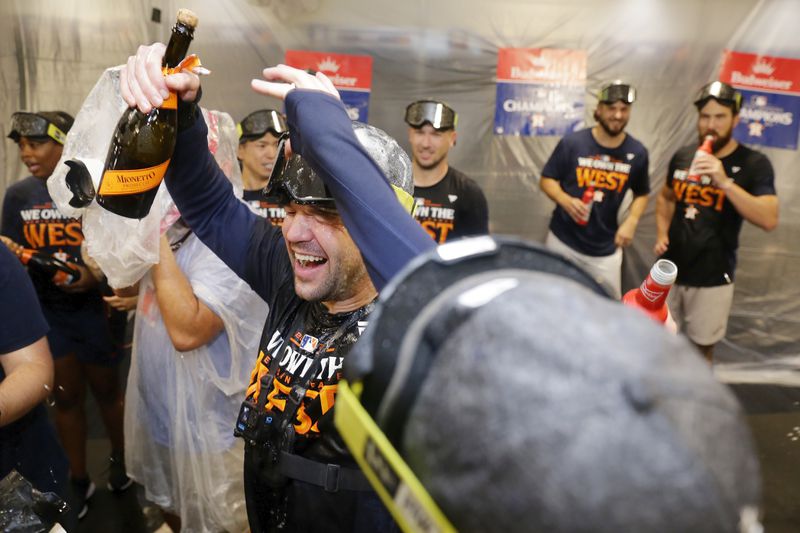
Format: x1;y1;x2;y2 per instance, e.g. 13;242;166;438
2;0;798;359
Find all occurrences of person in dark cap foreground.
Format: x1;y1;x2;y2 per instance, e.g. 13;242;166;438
341;236;763;533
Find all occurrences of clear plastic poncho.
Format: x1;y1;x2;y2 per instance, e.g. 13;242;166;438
50;65;266;531
120;108;265;531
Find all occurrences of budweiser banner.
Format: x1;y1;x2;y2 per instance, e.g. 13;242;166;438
719;50;800;150
285;50;373;122
494;48;587;136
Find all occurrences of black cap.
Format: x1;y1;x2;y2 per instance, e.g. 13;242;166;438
404;100;457;130
8;111;74;144
694;81;742;114
346;235;762;533
598;81;637;104
237;109;287;143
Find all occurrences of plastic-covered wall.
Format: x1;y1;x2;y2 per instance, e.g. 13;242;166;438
2;0;798;359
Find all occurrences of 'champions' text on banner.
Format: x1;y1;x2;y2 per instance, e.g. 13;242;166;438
494;48;586;137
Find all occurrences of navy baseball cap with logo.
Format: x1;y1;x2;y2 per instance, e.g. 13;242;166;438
8;111;74;145
237;109;288;143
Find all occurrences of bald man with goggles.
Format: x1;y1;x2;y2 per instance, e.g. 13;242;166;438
404;99;489;243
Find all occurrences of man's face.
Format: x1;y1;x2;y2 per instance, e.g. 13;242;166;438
282;202;373;306
16;137;63;179
408;124;456;171
594;101;631;137
697;99;739;152
237;132;281;183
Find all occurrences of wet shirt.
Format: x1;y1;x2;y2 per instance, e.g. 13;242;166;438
413;167;489;243
1;176;98;312
243;188;286;227
543;128;650;256
241;223;370;463
661;143;775;287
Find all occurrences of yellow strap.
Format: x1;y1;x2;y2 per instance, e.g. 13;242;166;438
392;185;417;216
335;380;456;533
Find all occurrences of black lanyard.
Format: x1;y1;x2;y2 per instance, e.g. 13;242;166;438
256;302;373;444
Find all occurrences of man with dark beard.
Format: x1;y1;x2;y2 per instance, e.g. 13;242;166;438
405;99;489;243
655;81;778;362
540;81;650;298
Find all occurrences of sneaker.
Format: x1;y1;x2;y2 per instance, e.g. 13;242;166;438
107;450;133;492
71;477;96;519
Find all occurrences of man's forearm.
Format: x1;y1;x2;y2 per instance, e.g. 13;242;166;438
151;238;223;352
540;177;570;207
626;195;649;227
0;338;53;427
655;190;676;238
723;184;778;231
166;110;260;285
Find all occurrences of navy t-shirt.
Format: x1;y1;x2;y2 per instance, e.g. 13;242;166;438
542;128;650;256
661;143;775;286
0;245;69;497
1;176;98;312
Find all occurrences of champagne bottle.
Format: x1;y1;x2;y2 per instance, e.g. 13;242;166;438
18;249;82;285
96;9;198;219
686;135;714;183
621;259;678;324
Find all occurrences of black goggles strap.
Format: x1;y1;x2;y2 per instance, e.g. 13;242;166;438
9;113;65;143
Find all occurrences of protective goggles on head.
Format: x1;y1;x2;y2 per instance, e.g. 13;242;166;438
598;82;636;104
404;100;457;130
694;81;742;114
265;131;416;214
237;109;288;141
8;112;68;144
334;236;610;533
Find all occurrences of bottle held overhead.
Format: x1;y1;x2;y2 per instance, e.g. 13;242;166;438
96;8;198;219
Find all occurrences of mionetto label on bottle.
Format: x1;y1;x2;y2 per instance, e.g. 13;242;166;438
98;159;170;195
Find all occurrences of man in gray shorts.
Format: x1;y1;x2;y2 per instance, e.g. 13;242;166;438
655;81;778;362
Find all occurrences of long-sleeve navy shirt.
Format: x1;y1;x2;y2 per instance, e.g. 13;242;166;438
165;90;434;297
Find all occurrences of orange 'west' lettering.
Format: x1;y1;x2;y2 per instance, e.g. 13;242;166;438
23;224;47;248
64;222;83;245
420;220;454;243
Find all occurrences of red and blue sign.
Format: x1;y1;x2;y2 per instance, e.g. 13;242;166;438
719;50;800;150
494;48;587;136
285;50;373;122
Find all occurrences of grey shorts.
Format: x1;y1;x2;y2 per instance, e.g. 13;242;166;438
667;283;735;346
